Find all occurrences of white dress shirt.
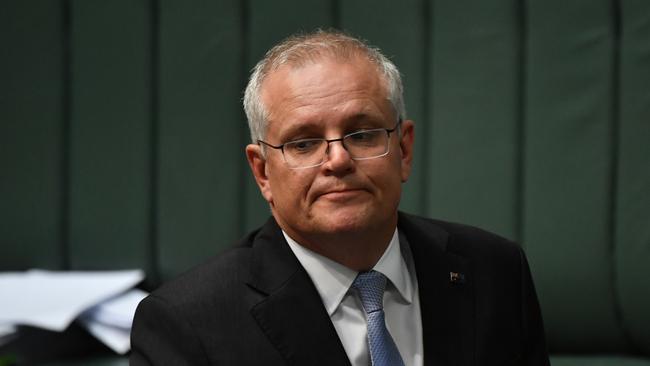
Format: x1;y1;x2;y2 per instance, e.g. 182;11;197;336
284;229;423;366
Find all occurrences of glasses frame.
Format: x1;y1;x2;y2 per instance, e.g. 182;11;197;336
258;119;402;170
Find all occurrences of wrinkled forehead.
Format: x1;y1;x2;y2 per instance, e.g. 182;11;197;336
258;56;396;142
264;56;389;113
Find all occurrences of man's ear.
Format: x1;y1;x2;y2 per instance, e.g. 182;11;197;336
246;144;273;204
398;120;415;183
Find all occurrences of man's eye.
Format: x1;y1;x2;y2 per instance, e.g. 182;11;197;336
287;139;321;153
350;132;372;141
348;131;380;144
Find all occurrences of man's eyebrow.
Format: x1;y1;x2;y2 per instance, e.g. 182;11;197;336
274;113;386;141
276;122;321;141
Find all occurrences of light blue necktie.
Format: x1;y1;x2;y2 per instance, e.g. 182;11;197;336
352;270;405;366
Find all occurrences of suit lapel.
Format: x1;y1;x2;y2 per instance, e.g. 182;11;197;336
399;213;475;366
245;218;351;366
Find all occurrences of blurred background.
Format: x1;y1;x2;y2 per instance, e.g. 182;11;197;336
1;0;649;365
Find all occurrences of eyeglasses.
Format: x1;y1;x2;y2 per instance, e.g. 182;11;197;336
258;120;401;169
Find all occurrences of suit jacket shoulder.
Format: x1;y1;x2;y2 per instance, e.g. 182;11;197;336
399;211;520;257
398;212;549;366
130;218;350;366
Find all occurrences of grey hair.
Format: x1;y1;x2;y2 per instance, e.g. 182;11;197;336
243;29;406;143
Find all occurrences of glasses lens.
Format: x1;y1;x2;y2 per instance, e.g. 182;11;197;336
344;129;389;159
283;138;327;168
280;128;390;169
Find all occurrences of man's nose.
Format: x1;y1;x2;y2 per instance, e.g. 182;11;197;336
323;140;354;172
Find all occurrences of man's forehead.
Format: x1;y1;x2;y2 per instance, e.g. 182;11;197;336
262;57;386;104
256;53;394;141
262;61;387;114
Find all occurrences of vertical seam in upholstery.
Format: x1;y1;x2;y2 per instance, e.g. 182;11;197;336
61;0;71;270
421;0;431;216
238;0;251;237
515;0;529;247
609;0;638;354
149;0;161;287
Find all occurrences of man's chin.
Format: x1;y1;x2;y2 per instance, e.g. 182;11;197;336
312;207;377;234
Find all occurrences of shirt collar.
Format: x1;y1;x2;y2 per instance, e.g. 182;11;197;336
283;229;414;316
373;229;414;306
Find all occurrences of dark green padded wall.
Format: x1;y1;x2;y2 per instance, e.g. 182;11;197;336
67;0;153;275
428;0;521;240
524;0;626;351
616;0;650;354
157;0;244;281
0;1;65;270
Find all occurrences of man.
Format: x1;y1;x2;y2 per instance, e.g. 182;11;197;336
131;30;549;366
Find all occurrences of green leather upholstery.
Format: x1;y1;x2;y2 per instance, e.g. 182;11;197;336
615;0;650;355
1;0;648;364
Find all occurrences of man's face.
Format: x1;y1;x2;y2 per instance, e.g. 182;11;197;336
246;55;414;243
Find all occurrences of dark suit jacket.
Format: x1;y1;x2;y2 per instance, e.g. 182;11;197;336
130;212;550;366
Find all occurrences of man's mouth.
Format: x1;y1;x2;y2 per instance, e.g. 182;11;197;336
317;189;366;201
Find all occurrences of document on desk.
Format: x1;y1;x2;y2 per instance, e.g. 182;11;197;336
79;288;148;354
0;269;144;332
0;324;17;346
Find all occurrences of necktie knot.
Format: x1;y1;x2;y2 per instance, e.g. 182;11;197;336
353;270;387;314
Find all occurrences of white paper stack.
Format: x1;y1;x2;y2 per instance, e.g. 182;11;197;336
0;324;18;347
78;288;148;354
0;269;147;353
